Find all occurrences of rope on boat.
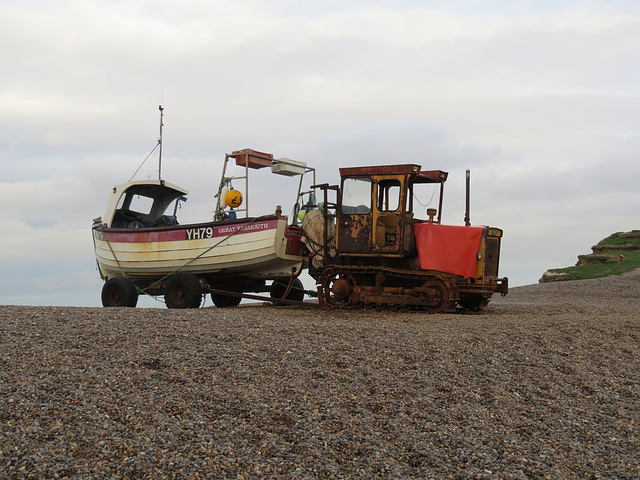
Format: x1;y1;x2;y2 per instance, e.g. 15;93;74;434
98;225;127;278
128;105;165;182
279;269;297;301
138;214;277;296
91;225;106;279
299;229;325;258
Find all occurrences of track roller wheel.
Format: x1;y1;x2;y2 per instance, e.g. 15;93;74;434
420;278;454;313
164;272;202;309
318;271;355;308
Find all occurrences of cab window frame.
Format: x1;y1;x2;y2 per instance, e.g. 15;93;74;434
377;179;402;213
341;177;372;215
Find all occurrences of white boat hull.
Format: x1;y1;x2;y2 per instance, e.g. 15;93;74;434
92;216;304;282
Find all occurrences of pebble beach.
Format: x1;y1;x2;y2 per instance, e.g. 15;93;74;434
2;270;640;479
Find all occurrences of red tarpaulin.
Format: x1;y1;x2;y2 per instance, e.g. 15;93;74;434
414;223;484;278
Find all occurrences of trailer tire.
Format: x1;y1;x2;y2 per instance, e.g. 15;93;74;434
271;278;305;302
102;277;138;307
165;272;202;309
211;293;242;308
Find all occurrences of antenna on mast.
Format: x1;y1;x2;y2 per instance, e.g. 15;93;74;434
128;106;165;182
158;105;164;181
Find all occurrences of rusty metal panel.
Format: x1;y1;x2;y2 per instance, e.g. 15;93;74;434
340;164;421;177
417;170;448;183
339;165;447;184
231;149;273;169
483;233;502;277
336;212;373;253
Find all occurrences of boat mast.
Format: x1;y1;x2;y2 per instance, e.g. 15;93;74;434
158;105;164;181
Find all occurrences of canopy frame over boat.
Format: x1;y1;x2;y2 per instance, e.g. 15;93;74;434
213;148;316;223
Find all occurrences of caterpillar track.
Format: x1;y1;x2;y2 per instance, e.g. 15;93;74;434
318;265;499;313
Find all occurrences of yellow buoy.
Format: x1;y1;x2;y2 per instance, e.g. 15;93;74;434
225;189;243;208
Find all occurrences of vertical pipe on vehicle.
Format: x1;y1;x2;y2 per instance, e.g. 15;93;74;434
465;169;471;226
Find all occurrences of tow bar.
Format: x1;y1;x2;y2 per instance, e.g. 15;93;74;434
205;287;320;308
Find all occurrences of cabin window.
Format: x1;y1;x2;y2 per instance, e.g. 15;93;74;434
128;194;154;215
377;179;401;212
164;196;186;217
341;178;371;214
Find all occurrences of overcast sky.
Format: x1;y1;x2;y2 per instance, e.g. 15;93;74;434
1;0;639;306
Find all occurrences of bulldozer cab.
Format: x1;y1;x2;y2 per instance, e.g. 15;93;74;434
336;165;448;256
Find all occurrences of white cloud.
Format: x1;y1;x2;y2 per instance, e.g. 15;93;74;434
1;0;640;305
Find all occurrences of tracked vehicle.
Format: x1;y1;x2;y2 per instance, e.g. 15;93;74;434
306;165;508;312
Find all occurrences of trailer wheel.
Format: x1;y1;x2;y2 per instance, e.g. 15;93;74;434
211;293;242;308
271;278;305;302
164;272;202;309
102;277;138;307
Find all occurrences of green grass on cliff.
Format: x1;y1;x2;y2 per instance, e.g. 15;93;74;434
543;232;640;282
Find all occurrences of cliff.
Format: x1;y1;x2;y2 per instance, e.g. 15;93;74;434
539;230;640;283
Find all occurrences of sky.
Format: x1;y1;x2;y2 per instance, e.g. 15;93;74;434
1;0;639;307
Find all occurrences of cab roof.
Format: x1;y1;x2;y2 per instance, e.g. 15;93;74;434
339;164;448;183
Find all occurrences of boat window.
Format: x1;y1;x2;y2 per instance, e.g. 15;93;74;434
116;194;126;210
164;196;187;217
377;179;401;212
341;178;371;214
128;194;154;215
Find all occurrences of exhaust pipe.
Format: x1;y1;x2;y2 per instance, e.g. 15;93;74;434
464;169;471;226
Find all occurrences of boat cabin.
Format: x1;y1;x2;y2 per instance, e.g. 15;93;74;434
102;180;188;229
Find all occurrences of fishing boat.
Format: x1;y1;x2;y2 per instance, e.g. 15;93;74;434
92;107;316;308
